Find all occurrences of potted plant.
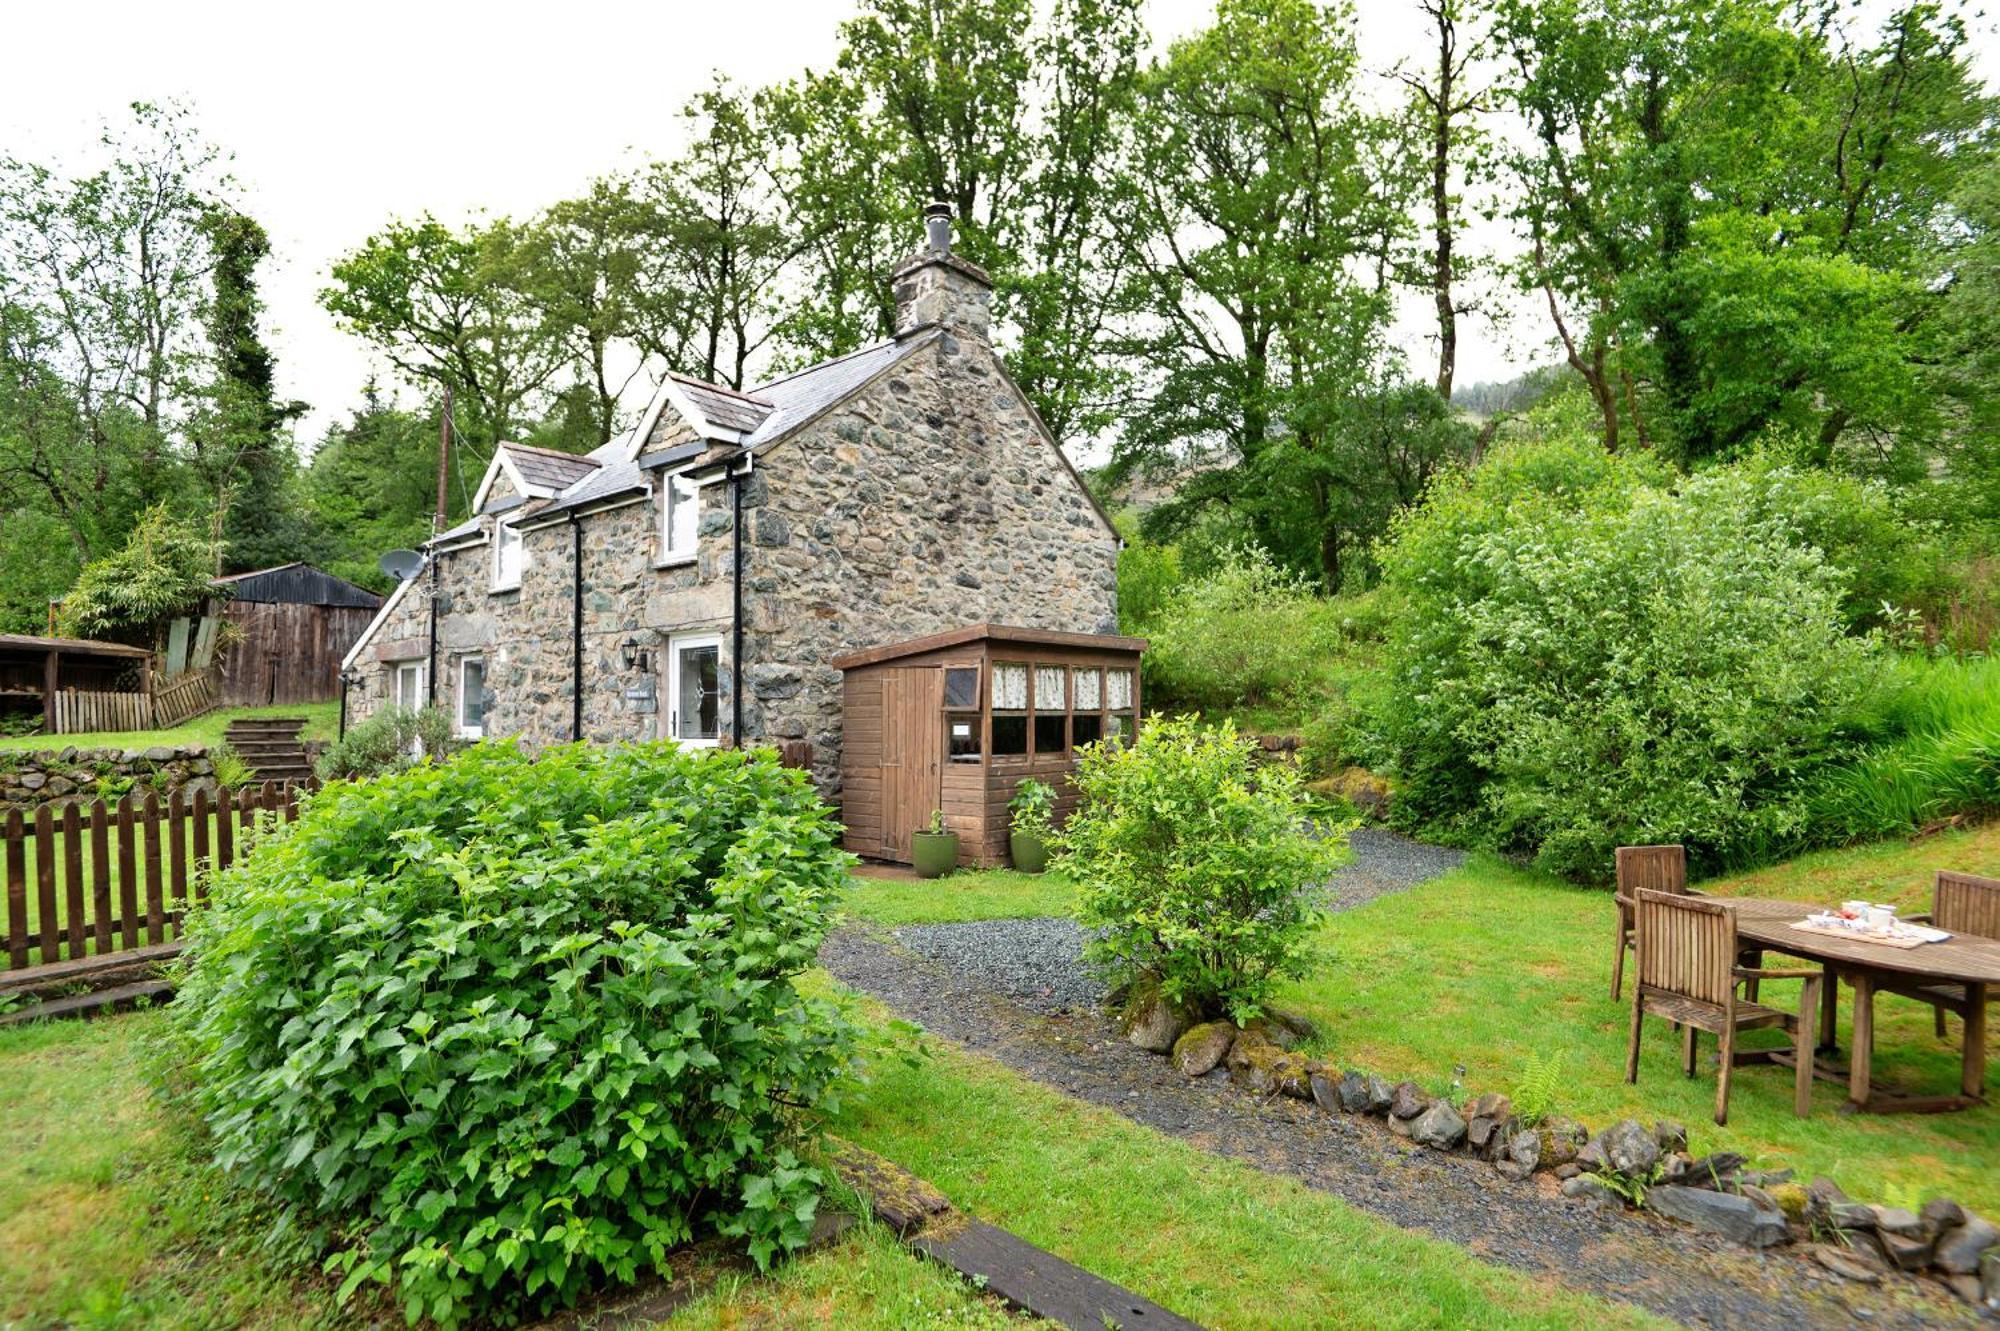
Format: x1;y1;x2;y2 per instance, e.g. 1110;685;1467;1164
911;808;960;878
1008;778;1057;873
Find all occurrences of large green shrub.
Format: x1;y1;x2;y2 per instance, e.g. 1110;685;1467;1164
170;742;856;1327
1058;715;1345;1023
1372;441;1879;877
60;504;226;640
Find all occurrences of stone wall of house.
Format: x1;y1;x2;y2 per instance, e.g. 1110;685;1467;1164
347;267;1119;800
737;332;1120;791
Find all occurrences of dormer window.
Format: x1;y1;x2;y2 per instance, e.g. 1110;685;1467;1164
660;470;699;563
492;518;525;591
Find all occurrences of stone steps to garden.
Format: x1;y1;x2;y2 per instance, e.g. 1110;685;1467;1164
223;718;314;782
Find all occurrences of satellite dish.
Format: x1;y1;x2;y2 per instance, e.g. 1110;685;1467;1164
379;549;425;581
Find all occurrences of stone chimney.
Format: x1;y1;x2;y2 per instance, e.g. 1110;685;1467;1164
893;202;992;341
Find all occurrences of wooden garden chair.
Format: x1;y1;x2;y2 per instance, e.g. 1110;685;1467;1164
1891;870;2000;1038
1625;890;1822;1125
1610;845;1765;1002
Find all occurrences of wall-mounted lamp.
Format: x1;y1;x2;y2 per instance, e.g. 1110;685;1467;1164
620;637;652;673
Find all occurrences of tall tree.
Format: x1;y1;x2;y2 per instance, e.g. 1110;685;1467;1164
0;101;224;557
321;216;568;476
1500;0;1994;463
195;208;308;568
1394;0;1495;399
1107;0;1439;585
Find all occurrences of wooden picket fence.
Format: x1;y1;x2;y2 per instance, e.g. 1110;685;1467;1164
2;780;314;973
52;689;154;734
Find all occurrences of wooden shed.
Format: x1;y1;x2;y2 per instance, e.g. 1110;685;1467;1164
212;564;383;707
832;624;1146;868
0;633;154;734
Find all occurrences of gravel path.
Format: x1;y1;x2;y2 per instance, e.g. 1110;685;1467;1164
892;826;1468;1018
829;830;1978;1331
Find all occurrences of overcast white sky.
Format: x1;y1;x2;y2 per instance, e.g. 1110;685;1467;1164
3;0;1990;450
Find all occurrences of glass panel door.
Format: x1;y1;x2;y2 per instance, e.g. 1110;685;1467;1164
668;634;722;747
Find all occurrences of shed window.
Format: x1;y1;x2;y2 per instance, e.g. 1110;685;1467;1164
492;519;525;590
992;662;1029;756
992;663;1028;710
1033;666;1066;711
1108;712;1137;745
660;470;699;561
944;666;979;708
1073;668;1102;711
1034;713;1066;755
1073;712;1103;747
947;715;981;762
1106;668;1134;710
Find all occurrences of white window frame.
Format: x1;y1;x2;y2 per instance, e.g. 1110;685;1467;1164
658;469;700;566
665;632;723;749
392;661;426;712
492;517;525;591
456;655;488;739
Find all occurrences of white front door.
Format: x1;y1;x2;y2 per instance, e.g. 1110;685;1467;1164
666;634;723;748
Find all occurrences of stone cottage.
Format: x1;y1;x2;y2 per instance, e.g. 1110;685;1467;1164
340;206;1121;798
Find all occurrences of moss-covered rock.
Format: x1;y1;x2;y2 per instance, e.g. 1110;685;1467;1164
1171;1021;1237;1077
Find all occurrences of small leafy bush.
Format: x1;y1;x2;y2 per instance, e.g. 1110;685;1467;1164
315;705;456;780
1058;715;1346;1023
170;742;857;1327
1008;778;1057;836
1140;546;1353;714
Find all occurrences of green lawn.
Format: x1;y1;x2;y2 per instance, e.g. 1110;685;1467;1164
0;1002;1659;1330
0;701;341;755
1276;820;2000;1217
841;866;1077;925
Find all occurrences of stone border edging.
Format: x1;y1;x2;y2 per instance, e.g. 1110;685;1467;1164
1141;1006;2000;1316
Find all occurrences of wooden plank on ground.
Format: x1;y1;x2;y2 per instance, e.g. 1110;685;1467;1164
910;1220;1206;1331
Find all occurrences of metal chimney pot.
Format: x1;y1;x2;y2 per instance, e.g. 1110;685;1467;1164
924;201;952;253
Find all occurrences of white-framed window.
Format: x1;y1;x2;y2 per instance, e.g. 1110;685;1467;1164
457;655;488;739
666;633;722;748
659;470;699;563
392;661;425;712
492;518;525;591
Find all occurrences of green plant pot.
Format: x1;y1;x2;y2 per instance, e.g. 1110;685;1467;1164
911;831;960;879
1009;829;1049;874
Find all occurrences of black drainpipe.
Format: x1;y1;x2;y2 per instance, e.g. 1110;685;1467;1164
338;673;349;739
731;461;746;746
426;551;439;707
570;509;585;742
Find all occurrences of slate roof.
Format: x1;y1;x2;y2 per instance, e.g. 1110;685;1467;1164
212;562;383;608
500;441;601;492
523;332;938;524
672;376;774;436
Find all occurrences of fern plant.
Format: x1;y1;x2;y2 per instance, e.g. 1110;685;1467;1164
1512;1050;1565;1126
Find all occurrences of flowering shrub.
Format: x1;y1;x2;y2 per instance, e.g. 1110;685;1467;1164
170;741;856;1327
1058;715;1345;1023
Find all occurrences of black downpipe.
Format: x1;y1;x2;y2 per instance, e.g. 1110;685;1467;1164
570;510;585;742
731;465;745;746
338;673;349;739
426;553;438;708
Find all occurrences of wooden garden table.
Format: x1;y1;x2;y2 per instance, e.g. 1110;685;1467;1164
1706;896;1999;1114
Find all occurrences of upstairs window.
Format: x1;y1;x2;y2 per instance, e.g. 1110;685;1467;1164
660;470;699;562
492;519;525;590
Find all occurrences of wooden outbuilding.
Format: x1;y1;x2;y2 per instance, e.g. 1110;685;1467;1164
212;564;383;707
831;624;1146;868
0;633;154;734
